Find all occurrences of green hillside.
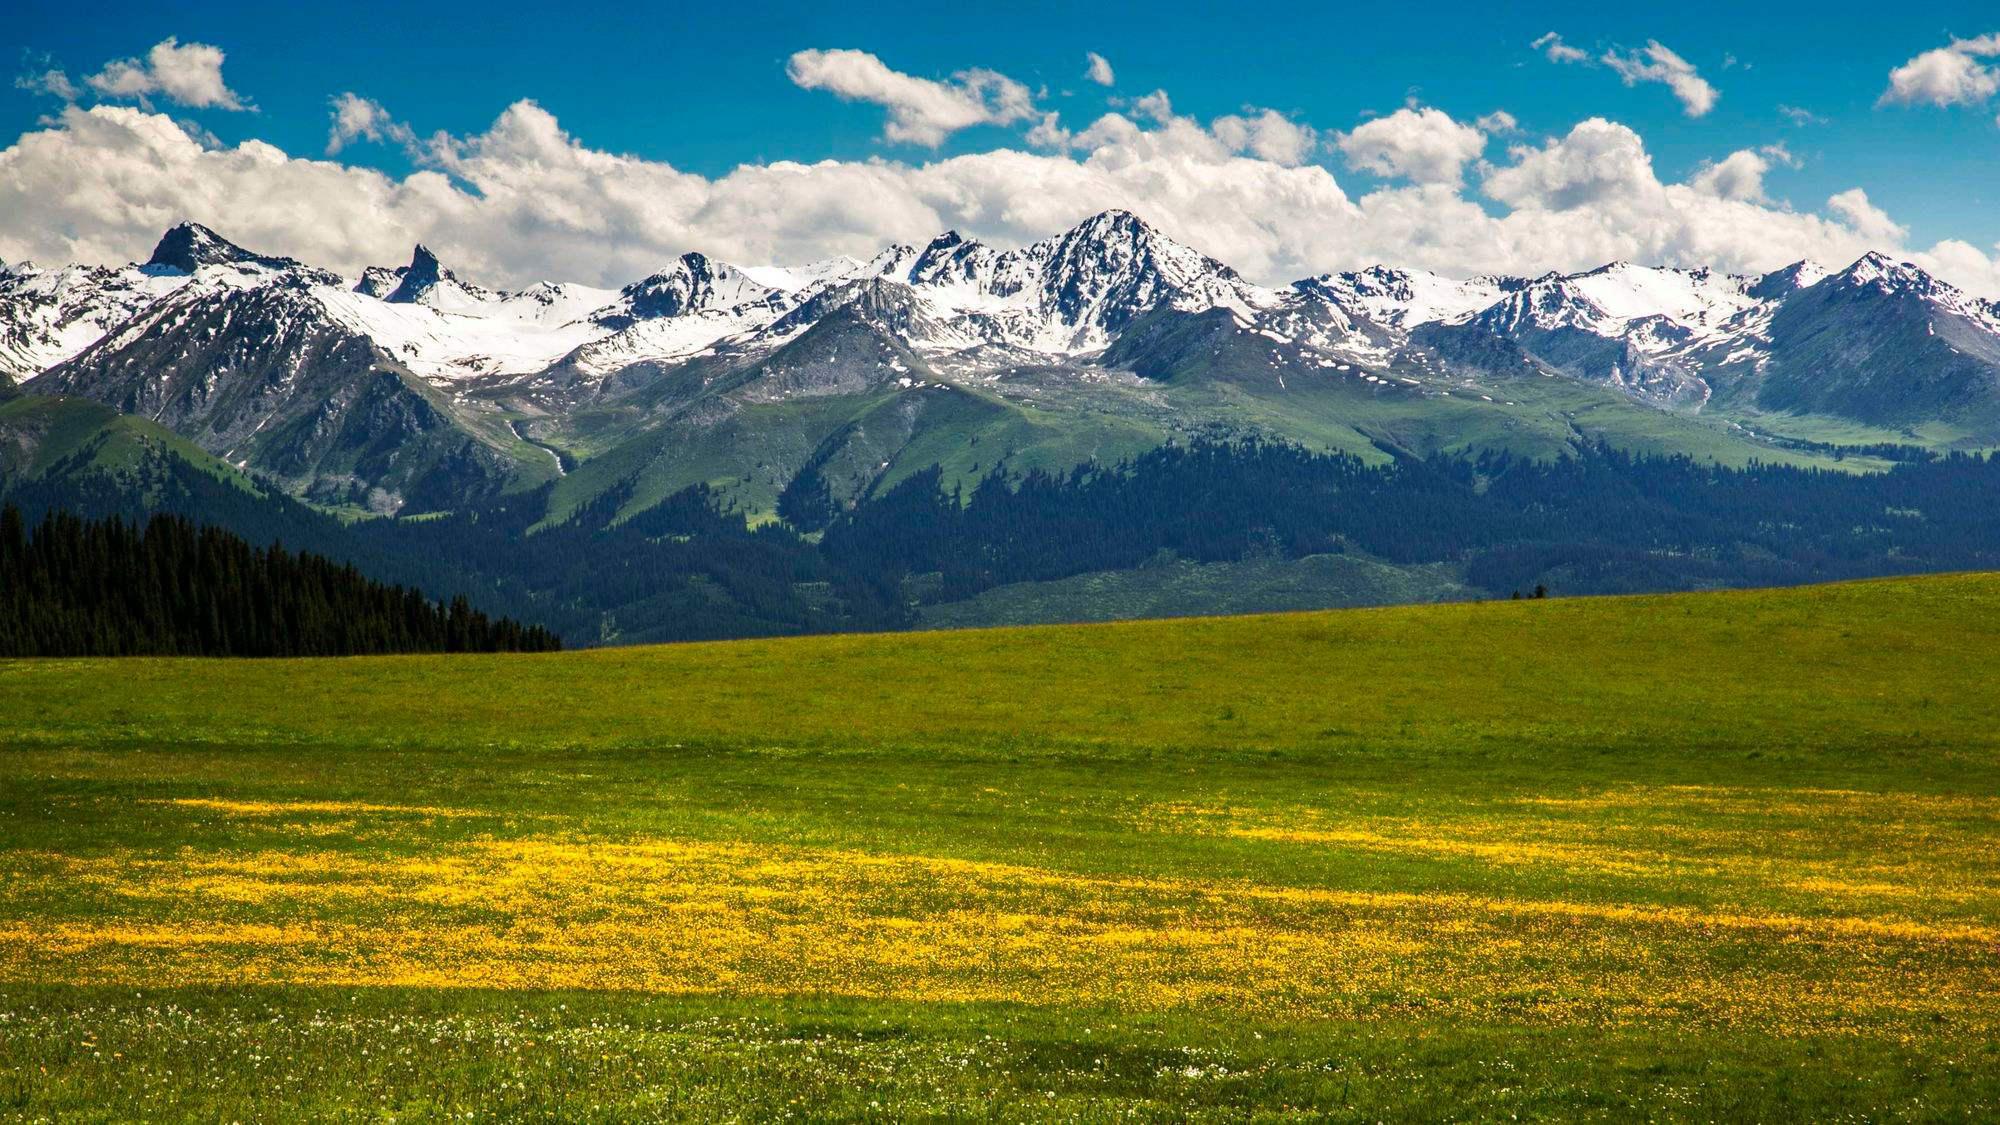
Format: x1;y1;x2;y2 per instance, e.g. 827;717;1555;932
0;394;250;487
531;361;1886;527
2;575;1997;1119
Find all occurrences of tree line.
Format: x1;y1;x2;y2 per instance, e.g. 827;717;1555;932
17;435;2000;648
817;440;2000;602
0;505;559;657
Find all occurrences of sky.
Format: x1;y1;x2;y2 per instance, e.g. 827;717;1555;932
6;0;2000;293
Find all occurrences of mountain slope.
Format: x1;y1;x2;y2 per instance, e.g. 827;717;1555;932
36;275;544;513
13;212;2000;525
1722;254;2000;426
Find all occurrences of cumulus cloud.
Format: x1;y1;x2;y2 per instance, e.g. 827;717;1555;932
325;93;417;155
3;97;1998;299
1211;108;1317;165
1827;188;1907;245
1601;41;1718;117
1024;112;1072;149
1690;149;1773;202
1880;33;2000;108
1337;106;1490;186
85;37;247;111
1475;111;1519;134
1129;89;1174;124
1084;52;1114;86
1050;94;1315;166
1532;32;1588;65
1687;143;1799;203
785;49;1036;146
1483;118;1663;211
1779;104;1827;126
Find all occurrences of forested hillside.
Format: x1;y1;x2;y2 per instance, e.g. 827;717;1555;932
0;506;559;657
15;421;2000;646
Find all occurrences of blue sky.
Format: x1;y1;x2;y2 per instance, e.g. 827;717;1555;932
5;0;2000;291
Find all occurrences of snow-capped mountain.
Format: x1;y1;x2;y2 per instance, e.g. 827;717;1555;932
0;222;348;384
0;261;186;383
15;211;2000;515
322;246;618;382
858;210;1282;354
557;253;795;377
1295;266;1516;330
1714;252;2000;424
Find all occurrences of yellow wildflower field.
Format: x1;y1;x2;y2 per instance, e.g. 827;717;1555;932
4;791;1994;1036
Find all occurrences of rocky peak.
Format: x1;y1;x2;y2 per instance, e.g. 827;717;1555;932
145;222;266;273
384;245;447;304
1748;260;1829;302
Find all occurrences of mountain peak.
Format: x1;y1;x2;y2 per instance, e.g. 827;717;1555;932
144;222;261;273
384;244;449;304
1836;251;1933;292
1064;209;1157;246
596;250;780;327
1082;207;1144;227
1748;259;1829;301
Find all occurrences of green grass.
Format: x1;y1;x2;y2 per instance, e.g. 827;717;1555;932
533;364;1883;528
3;574;1998;1120
0;394;249;485
919;551;1471;628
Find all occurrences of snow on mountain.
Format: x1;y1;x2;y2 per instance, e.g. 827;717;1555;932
592;253;787;328
837;210;1285;355
556;253;796;376
738;255;868;293
0;224;339;383
1293;266;1515;330
16;214;2000;439
0;262;188;381
1017;210;1282;346
311;245;623;381
315;286;609;382
1746;260;1830;302
1467;263;1756;341
1824;251;2000;325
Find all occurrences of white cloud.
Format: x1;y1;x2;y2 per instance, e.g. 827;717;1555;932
785;49;1036;147
1130;89;1174;124
1024;112;1072;149
1483;118;1663;211
1690;149;1774;202
1337;106;1489;186
86;37;247;111
1827;188;1907;245
14;67;79;102
1779;104;1827;126
1211;108;1317;166
1084;52;1114;86
1601;41;1718;117
1532;32;1588;65
326;93;417;155
1880;33;2000;108
1475;111;1519;134
1760;141;1801;168
1688;143;1798;203
3;98;1998;300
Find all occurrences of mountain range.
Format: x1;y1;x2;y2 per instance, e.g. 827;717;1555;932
7;209;2000;520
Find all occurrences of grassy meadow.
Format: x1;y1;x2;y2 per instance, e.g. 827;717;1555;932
2;574;1998;1120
